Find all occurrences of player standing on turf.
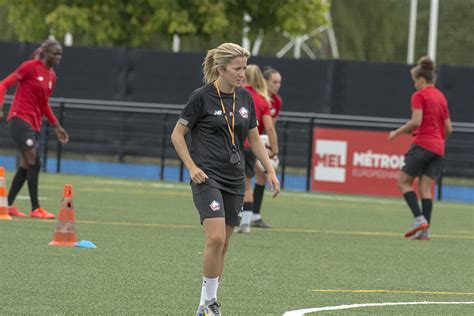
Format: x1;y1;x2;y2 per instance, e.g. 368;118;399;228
389;56;452;240
171;43;280;315
235;64;278;234
0;39;69;219
251;66;283;228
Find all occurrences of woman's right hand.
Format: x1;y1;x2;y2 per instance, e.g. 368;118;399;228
190;166;209;184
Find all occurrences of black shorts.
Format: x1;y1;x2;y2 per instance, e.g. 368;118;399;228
8;117;39;151
244;148;256;178
191;182;243;226
402;144;444;179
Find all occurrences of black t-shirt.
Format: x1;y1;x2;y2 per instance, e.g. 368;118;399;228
178;83;257;195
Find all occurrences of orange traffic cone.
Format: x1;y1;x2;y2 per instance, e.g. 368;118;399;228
0;167;12;220
49;184;77;247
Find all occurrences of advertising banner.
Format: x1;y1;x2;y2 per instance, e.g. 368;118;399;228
312;128;413;197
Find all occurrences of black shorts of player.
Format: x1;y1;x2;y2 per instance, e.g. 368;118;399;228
244;148;256;178
191;182;243;227
8;117;39;151
402;144;444;179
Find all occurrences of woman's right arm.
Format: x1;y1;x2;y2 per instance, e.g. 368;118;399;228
0;72;18;120
171;123;208;184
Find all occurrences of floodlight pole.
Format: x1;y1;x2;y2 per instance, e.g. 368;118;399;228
324;0;339;59
428;0;439;60
172;34;180;53
242;13;252;51
407;0;417;64
64;32;73;47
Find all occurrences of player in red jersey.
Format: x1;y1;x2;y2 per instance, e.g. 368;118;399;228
251;66;283;228
235;64;279;234
0;39;69;219
389;56;452;240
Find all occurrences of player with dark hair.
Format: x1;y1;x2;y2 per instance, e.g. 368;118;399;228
251;66;283;228
0;39;69;219
171;43;280;315
389;56;452;240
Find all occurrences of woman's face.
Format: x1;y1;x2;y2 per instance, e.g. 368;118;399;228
267;72;282;95
44;44;63;67
220;57;247;89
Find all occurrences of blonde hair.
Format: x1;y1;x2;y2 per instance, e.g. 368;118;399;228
202;43;250;84
245;64;270;102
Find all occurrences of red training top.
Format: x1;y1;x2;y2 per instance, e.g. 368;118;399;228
411;85;450;156
0;60;58;132
244;85;271;148
270;93;282;119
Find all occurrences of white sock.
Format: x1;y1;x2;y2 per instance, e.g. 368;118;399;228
202;276;219;302
251;213;261;221
199;278;206;305
240;211;252;226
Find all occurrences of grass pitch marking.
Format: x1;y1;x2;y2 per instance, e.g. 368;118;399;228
34;218;474;241
313;289;474;296
282;301;474;315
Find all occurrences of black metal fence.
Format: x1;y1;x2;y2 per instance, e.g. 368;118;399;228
1;96;473;202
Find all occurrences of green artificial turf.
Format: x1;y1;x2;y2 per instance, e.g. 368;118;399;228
1;172;473;315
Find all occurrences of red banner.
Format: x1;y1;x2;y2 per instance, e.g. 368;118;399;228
312;128;413;197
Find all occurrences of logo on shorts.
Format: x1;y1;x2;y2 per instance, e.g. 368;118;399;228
239;107;249;119
25;138;34;147
210;200;220;211
37;76;44;82
213;110;222;116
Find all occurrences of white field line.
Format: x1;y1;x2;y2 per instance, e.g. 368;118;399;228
282;301;474;315
17;195;48;200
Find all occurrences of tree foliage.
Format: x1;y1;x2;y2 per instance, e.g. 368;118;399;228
331;0;474;66
0;0;328;47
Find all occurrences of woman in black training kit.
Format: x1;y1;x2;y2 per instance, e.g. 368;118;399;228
171;43;280;315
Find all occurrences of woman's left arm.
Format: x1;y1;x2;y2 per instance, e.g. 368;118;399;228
248;128;280;197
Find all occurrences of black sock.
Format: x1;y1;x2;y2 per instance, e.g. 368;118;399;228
421;199;433;224
403;191;422;218
7;167;28;205
252;184;265;215
27;163;41;210
243;202;254;212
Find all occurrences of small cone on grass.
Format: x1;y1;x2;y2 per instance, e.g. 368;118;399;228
49;184;77;247
0;167;12;220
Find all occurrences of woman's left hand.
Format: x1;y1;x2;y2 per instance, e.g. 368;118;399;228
54;126;69;144
267;172;280;198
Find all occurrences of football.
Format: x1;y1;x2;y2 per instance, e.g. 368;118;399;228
256;134;279;172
